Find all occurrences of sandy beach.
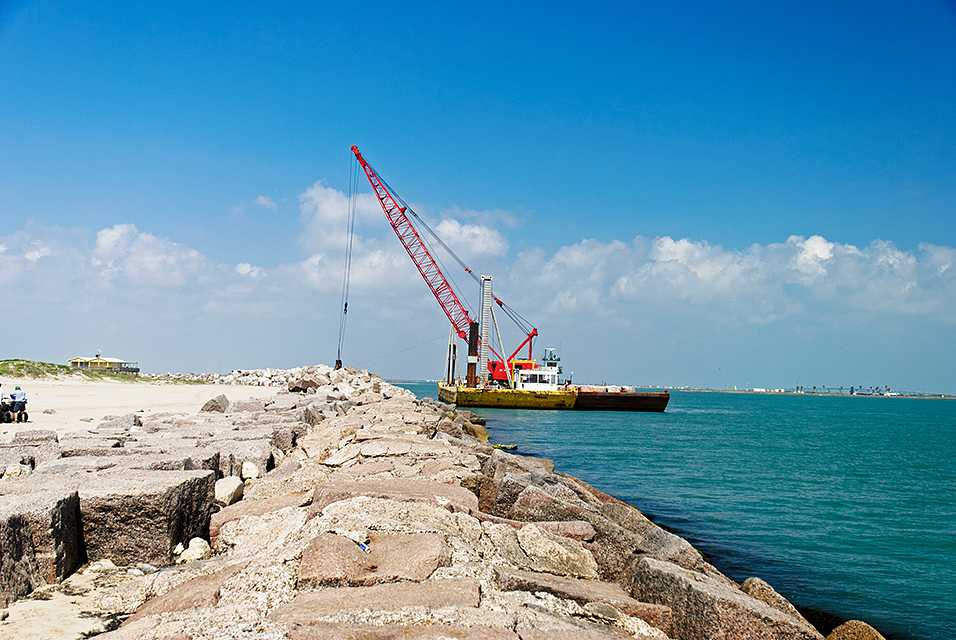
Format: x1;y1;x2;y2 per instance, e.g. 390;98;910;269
0;378;279;438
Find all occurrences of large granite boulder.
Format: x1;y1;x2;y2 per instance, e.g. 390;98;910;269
501;475;714;581
0;497;41;607
621;557;823;640
825;620;886;640
200;394;230;413
296;531;451;588
268;577;481;621
742;576;815;629
209;489;313;546
308;477;479;517
79;469;216;568
0;489;83;605
495;566;673;635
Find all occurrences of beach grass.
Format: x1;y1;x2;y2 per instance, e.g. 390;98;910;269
0;359;142;382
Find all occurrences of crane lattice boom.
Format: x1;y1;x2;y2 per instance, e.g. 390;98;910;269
351;146;473;340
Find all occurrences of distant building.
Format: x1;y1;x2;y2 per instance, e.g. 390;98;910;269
69;352;140;374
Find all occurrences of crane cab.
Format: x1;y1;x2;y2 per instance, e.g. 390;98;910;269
515;367;560;391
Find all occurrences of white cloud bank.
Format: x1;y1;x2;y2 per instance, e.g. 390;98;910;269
2;185;953;391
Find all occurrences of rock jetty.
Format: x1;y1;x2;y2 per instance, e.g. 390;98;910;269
0;365;885;639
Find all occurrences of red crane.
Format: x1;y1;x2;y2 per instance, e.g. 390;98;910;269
350;146;536;384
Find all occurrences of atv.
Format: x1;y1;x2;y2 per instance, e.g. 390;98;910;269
1;399;27;423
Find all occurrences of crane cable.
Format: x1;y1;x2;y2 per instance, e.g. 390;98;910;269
335;156;360;369
397;194;536;338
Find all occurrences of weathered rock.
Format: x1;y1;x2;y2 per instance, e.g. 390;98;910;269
0;497;42;606
0;366;869;640
298;531;451;588
301;403;329;426
10;430;62;464
176;537;211;563
825;620;887;640
341;459;395;477
242;460;330;501
437;417;464;438
240;459;260;480
208;438;273;478
534;520;597;541
515;523;600;578
289;377;321;393
504;480;715;581
495;566;672;635
297;532;371;588
214;475;244;506
268;577;481;621
622;557;823;640
461;420;490;442
226;399;266;413
4;490;83;586
272;425;297;453
322;442;363;466
309;477;479;517
517;626;645;640
98;414;143;430
209;489;312;545
200;394;230;413
2;463;31;478
79;469;216;568
125;448;221;474
473;511;596;542
742;576;815;629
125;560;249;623
56;437;126;457
514;604;641;638
285;623;518;640
493;472;584;518
267;394;300;412
316;496;461;539
483;449;555;482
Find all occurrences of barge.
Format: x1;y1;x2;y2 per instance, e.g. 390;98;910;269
438;348;669;412
437;384;670;411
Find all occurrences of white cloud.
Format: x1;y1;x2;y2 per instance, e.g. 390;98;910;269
89;224;211;288
440;205;520;229
235;263;264;278
255;195;278;211
25;243;51;262
92;223;137;267
506;234;956;329
434;219;508;258
789;234;834;279
298;181;381;254
4;183;954;391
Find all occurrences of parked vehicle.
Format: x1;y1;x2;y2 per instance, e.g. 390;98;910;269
1;399;27;423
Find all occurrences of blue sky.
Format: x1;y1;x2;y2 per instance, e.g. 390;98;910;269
2;0;955;393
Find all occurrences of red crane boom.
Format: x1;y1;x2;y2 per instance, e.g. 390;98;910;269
351;145;474;341
350;145;540;386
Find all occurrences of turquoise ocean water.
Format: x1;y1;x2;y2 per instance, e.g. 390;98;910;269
395;383;955;640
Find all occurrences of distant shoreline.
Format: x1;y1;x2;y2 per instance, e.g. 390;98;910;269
387;380;954;400
675;388;954;399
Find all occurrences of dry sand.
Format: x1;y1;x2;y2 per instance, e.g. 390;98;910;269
0;377;280;438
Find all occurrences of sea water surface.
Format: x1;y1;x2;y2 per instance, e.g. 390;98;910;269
395;384;955;640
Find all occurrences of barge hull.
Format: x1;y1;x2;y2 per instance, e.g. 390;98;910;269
438;384;669;412
438;385;576;409
574;390;670;412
